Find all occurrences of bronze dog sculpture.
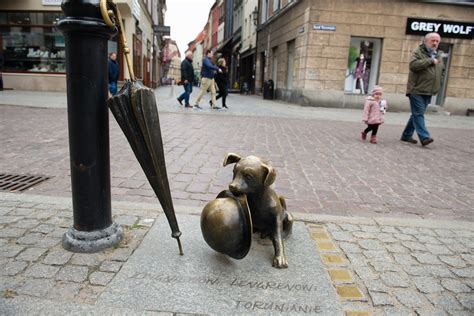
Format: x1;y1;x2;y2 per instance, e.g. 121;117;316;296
223;153;293;268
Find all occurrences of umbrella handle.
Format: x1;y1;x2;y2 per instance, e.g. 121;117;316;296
100;0;135;81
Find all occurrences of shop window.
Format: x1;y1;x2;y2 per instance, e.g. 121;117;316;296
344;37;382;94
0;11;65;73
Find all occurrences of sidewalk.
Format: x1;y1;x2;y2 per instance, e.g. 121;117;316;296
0;192;472;315
0;86;473;314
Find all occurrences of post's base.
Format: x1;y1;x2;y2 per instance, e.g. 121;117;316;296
62;222;123;253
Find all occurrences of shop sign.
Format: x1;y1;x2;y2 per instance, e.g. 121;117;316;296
42;0;61;5
313;24;336;31
406;18;473;39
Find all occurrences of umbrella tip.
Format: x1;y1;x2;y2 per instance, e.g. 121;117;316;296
177;237;184;255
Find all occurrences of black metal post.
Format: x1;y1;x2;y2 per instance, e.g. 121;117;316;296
58;0;122;252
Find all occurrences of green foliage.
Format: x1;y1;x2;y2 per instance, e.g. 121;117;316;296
347;46;359;71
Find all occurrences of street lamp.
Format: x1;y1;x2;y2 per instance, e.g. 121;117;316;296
252;8;259;25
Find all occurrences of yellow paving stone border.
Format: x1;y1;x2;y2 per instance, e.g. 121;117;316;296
307;223;373;316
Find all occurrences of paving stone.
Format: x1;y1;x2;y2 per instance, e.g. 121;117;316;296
34;237;60;248
9;208;34;216
0;228;27;238
385;243;409;254
330;231;353;242
451;267;474;278
401;241;427;251
434;229;457;237
47;281;83;300
415;235;442;245
0;260;28;276
31;224;55;234
70;253;105;266
0;244;25;258
43;249;73;265
412;252;443;265
402;265;432;277
107;248;133;262
0;275;23;292
354;266;378;280
364;280;389;293
429;266;455;278
379;226;399;234
414;308;447;316
11;218;40;229
380;272;410;288
352;231;377;239
382;307;416;316
358;240;383;250
338;242;362;253
325;223;341;232
394;233;415;241
358;225;380;233
345;253;367;266
393;253;419;265
394;289;428;308
438;255;467;268
397;227;419;235
24;263;60;278
416;227;437;237
369;291;394;306
362;250;392;262
413;277;444;294
425;244;453;255
115;215;139;227
47;228;66;238
99;260;123;273
464;279;474;290
17;233;45;245
56;265;89;283
446;243;470;254
339;224;360;232
456;293;474;310
75;284;106;304
17;278;55;297
16;247;48;262
376;233;397;243
454;230;473;238
89;271;115;286
460;254;474;264
369;261;401;273
441;279;471;293
427;292;463;311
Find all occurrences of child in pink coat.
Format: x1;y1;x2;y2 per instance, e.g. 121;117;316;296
361;85;387;144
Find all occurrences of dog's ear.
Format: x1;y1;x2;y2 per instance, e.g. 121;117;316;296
262;163;276;186
223;152;242;167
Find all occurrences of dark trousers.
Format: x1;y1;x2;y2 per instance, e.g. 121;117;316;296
216;83;227;107
364;124;379;136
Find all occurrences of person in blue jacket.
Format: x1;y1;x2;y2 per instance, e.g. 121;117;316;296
193;50;222;109
108;52;119;96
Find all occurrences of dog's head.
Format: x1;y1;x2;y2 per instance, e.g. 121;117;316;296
223;153;276;196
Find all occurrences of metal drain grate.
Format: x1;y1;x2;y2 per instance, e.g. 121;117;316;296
0;173;51;192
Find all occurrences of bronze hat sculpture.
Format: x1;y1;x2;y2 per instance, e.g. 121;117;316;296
201;153;293;268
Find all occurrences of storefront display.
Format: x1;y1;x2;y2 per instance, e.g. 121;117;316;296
0;11;65;73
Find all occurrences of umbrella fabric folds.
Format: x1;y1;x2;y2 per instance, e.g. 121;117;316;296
107;80;183;255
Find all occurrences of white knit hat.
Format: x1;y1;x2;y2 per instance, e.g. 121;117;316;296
371;85;383;95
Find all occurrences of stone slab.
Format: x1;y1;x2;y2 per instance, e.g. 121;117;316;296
98;214;343;315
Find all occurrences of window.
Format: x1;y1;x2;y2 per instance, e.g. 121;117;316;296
273;0;281;12
344;37;382;94
0;11;66;73
261;0;269;23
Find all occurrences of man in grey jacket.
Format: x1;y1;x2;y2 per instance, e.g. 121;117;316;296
401;32;445;147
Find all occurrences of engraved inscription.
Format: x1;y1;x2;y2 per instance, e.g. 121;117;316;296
230;278;318;292
236;300;322;314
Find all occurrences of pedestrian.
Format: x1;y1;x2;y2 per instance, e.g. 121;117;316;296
361;85;387;144
401;32;445;146
108;52;119;96
214;58;229;108
193;50;221;110
177;51;195;108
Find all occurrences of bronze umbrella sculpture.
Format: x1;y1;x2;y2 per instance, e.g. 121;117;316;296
101;0;183;255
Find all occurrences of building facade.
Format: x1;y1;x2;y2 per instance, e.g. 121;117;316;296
256;0;474;114
0;0;168;91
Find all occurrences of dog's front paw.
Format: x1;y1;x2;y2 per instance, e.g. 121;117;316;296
273;255;288;269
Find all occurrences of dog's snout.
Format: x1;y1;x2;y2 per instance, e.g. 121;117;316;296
229;183;239;194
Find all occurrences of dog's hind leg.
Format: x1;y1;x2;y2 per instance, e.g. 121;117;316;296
279;196;293;238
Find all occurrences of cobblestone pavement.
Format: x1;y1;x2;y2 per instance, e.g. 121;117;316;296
0;87;473;221
0;193;472;315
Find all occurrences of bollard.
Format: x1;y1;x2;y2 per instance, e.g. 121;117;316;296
58;0;123;252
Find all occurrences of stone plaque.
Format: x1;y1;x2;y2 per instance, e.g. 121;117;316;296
97;214;343;315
